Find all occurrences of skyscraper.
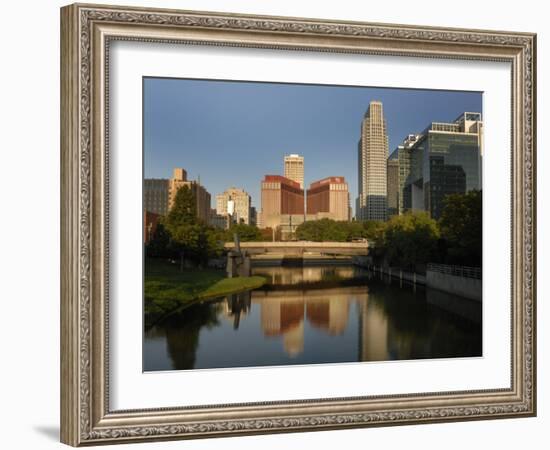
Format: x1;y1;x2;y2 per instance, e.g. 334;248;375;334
357;101;389;221
284;154;305;189
398;112;483;219
395;134;422;215
386;158;399;218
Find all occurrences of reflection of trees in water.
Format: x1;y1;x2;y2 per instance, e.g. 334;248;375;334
146;272;482;370
153;302;220;370
360;283;482;361
150;292;252;370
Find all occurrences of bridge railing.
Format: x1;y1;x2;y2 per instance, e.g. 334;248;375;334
223;241;370;249
427;263;481;280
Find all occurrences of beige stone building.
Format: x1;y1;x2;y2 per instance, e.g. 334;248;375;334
168;168;211;223
306;176;350;222
356;101;389;221
168;168;188;209
209;208;229;229
215;187;252;227
284;154;305;189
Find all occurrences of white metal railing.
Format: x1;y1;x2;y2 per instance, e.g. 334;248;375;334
427;263;481;280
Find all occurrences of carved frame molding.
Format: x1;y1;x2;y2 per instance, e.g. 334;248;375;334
61;3;536;446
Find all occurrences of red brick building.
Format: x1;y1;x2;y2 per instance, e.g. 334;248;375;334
306;176;350;221
143;210;161;244
260;175;305;230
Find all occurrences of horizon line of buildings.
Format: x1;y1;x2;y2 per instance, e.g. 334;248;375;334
144;102;483;242
143;159;351;241
142;154;352;241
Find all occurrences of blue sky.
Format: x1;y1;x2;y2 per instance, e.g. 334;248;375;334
143;77;482;213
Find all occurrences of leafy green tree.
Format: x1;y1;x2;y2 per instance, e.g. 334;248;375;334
205;227;225;258
295;219;327;241
259;227;274;241
295;218;350;242
439;190;482;266
383;212;440;269
346;221;368;240
166;185;197;227
295;218;388;243
362;220;386;241
224;223;262;242
164;186;210;265
145;222;171;258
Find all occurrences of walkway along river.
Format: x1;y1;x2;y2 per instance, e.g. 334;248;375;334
143;265;482;371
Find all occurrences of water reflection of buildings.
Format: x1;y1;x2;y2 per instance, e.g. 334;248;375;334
247;267;464;362
145;274;482;371
254;266;357;286
358;296;389;361
251;287;357;357
218;291;252;329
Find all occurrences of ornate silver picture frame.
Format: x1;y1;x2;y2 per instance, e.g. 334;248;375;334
60;3;536;446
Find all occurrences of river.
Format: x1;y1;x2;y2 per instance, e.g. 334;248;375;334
144;265;482;371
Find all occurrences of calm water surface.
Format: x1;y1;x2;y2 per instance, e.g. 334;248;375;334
144;265;482;371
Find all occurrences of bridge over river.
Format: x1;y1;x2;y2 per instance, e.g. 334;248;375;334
223;241;370;261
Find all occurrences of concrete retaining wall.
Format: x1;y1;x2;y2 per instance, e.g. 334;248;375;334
352;258;426;285
426;270;482;301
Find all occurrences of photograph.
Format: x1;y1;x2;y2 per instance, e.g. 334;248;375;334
57;2;536;445
142;78;484;372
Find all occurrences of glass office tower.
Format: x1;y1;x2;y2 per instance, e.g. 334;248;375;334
400;112;482;219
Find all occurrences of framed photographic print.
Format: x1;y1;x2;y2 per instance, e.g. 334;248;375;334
60;3;537;446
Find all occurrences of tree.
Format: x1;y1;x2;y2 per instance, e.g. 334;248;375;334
439;190;482;267
205;226;225;258
347;221;367;240
295;218;388;243
259;227;274;241
224;223;262;242
295;218;349;242
164;186;210;265
294;218;387;243
168;222;210;263
383;212;440;269
145;222;171;258
362;220;386;241
166;185;197;227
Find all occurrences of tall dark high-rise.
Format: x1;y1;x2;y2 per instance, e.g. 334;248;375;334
386;158;399;218
143;178;169;216
397;112;483;219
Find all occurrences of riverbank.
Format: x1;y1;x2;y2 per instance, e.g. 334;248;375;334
145;258;267;319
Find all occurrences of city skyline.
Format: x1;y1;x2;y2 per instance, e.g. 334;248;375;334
144;77;482;214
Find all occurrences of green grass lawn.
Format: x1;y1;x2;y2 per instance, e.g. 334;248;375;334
144;258;266;318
